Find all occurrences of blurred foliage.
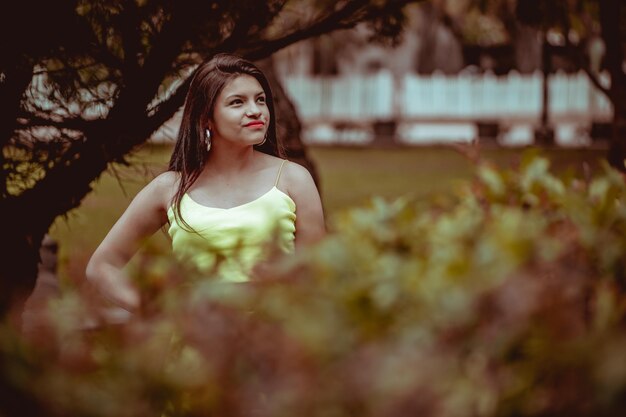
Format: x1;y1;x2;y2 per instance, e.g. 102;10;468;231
446;0;602;47
459;9;509;46
4;153;626;416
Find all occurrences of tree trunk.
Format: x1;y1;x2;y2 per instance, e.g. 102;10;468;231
513;24;542;74
255;56;321;187
599;0;626;172
0;153;103;317
0;111;168;317
0;234;51;417
0;223;46;318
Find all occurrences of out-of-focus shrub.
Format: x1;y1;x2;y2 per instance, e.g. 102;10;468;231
2;155;626;417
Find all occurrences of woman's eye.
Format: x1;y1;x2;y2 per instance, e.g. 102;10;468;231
257;96;266;103
230;99;243;106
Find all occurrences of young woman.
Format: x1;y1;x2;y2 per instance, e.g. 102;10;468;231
86;54;326;319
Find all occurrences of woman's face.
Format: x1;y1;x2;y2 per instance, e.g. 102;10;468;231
210;74;270;148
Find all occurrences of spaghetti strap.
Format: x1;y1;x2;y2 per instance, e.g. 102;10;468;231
274;159;287;187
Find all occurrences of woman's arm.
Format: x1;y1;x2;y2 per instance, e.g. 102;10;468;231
85;172;176;316
283;161;326;249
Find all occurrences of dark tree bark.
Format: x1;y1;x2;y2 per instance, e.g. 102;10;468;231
599;0;626;172
256;56;321;186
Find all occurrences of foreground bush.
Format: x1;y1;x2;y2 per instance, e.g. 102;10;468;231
2;155;626;417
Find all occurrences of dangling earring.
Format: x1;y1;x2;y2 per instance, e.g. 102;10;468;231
205;128;212;152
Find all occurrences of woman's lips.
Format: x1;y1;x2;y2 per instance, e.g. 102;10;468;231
244;121;265;128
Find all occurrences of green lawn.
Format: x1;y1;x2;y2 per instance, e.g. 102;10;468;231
50;143;608;282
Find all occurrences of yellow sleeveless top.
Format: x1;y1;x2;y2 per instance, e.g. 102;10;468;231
166;160;296;282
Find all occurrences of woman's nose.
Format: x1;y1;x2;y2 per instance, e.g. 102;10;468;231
246;101;261;117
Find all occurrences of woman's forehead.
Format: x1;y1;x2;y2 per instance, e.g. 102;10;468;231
219;74;264;98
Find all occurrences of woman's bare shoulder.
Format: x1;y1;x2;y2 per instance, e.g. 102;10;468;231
282;160;314;184
152;170;180;188
145;170;180;207
279;160;319;201
281;160;326;244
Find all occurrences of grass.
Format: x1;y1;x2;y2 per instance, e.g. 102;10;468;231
49;143;608;282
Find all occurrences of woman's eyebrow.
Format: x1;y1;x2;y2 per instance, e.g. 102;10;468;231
224;91;265;100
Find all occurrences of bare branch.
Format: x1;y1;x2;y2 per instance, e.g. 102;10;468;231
242;0;418;60
16;111;96;132
108;1;214;122
117;0;143;75
0;61;34;149
146;76;190;130
581;65;611;97
559;2;611;98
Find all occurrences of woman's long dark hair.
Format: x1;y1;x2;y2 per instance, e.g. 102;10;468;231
168;53;284;230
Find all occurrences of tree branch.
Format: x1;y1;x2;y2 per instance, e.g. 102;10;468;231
118;0;143;75
580;64;611;97
218;8;270;53
15;112;96;132
0;61;34;149
558;2;611;98
108;1;211;122
242;0;418;60
147;77;191;132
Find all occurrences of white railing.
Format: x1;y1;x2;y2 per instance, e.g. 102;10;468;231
282;72;395;122
280;70;612;145
282;70;613;124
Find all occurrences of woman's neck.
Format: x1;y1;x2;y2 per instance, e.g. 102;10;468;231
203;142;259;177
